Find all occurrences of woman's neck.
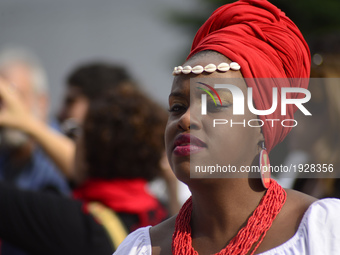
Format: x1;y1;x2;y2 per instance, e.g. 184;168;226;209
188;178;266;253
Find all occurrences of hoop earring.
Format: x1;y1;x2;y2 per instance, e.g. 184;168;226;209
259;142;271;189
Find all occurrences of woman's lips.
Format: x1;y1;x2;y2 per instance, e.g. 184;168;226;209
173;134;206;156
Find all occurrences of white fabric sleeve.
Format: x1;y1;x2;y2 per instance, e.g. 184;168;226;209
305;199;340;255
260;198;340;254
113;226;152;255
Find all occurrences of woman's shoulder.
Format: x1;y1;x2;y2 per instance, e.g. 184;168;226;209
300;197;340;237
113;226;152;255
113;216;176;255
149;216;176;254
261;195;340;254
303;196;340;218
291;194;340;238
283;189;340;233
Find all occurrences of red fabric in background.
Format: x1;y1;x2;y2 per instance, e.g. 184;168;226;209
73;178;167;229
188;0;311;152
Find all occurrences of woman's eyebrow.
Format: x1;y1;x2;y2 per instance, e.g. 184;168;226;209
169;92;185;99
215;88;232;96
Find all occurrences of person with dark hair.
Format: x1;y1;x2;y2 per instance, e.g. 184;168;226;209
0;80;168;255
58;62;136;138
59;62;183;214
115;0;340;254
78;86;167;182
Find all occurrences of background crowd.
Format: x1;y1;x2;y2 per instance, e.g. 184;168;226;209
0;0;339;254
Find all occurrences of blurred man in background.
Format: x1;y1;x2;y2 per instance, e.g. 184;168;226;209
0;48;72;255
0;48;70;194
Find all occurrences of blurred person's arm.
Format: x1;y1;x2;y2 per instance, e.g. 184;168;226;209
0;77;76;180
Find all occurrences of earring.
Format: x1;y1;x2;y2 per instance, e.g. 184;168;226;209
259;142;271;189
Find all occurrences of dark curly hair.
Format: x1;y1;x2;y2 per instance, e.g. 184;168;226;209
67;62;134;99
83;85;168;181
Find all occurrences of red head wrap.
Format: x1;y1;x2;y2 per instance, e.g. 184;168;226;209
187;0;311;152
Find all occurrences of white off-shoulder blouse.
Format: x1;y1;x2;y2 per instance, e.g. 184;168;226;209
114;199;340;255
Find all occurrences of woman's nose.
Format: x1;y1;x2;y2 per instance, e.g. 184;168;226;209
177;105;202;131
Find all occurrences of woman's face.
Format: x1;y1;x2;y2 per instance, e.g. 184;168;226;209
165;52;264;183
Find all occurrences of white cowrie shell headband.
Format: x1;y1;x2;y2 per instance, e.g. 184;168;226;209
172;62;240;76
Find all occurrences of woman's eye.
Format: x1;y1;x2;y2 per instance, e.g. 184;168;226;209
207;101;231;112
168;104;186;113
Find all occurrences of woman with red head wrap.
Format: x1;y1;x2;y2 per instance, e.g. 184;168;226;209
114;1;340;254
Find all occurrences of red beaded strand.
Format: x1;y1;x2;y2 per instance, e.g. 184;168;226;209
172;180;286;255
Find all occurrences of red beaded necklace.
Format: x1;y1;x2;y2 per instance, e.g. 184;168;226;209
172;180;286;255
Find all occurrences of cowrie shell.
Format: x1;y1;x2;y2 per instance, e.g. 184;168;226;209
230;62;241;70
175;66;183;74
217;63;230;72
192;65;204;74
172;67;177;76
204;64;217;73
182;65;192;74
